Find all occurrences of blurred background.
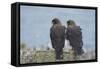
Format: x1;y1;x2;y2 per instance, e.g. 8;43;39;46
20;6;95;50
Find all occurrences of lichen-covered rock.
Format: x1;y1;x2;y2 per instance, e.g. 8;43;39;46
20;44;95;64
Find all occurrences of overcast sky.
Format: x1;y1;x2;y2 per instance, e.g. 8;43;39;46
20;5;95;50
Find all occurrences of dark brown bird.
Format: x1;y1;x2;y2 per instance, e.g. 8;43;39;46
66;20;84;57
50;18;65;60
